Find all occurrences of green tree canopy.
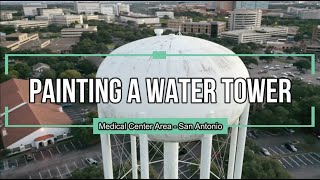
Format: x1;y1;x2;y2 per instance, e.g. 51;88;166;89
59;69;82;78
71;166;103;179
71;111;99;147
40;69;56;80
293;60;311;70
13;63;31;79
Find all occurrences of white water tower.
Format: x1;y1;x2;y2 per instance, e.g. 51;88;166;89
96;30;250;179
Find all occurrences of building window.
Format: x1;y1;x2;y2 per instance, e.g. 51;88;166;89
25;144;32;149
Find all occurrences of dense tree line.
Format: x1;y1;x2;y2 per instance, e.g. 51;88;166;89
262;17;318;40
250;79;320;134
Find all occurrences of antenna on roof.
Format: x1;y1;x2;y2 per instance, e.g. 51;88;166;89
178;25;182;35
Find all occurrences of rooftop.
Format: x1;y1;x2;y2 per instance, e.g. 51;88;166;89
5;32;27;38
0;41;19;47
0;79;72;148
61;26;97;32
121;14;158;18
222;26;288;35
45;37;80;53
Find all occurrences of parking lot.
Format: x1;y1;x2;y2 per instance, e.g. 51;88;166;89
0;140;84;171
247;57;320;85
18;153;103;179
62;106;87;122
279;152;320;169
261;144;296;156
0;135;136;179
248;127;320;179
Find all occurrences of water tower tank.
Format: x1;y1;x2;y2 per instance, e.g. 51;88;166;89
96;34;250;142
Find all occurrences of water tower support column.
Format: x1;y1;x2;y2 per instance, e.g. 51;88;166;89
138;112;149;179
234;103;250;179
227;120;239;179
140;134;149;179
164;142;179;179
130;135;138;179
100;134;113;179
200;134;213;179
98;107;113;179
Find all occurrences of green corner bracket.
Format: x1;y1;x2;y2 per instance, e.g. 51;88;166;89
152;51;167;59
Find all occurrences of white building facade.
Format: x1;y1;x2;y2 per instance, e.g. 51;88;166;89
23;3;47;16
36;15;83;26
39;8;64;16
156;11;174;19
221;26;288;44
100;3;116;16
74;1;100;14
228;9;262;30
61;24;97;38
120;15;160;25
0;12;13;21
0;20;49;29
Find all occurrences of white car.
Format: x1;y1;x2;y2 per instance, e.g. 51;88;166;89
284;128;295;133
281;72;288;76
86;158;98;165
264;66;269;69
308;81;312;85
271;75;277;78
261;148;271;156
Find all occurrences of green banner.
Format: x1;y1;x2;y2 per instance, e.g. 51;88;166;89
93;118;228;134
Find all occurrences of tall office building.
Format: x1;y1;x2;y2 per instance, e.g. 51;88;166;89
235;1;269;9
215;1;235;12
228;9;262;30
206;1;216;11
23;3;47;16
100;3;116;16
74;1;100;14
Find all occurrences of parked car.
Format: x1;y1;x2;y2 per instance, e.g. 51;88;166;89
86;158;98;165
317;77;320;80
263;66;269;69
284;128;295;133
261;148;271;156
247;65;254;69
308;81;312;85
312;132;320;139
284;143;297;152
25;153;34;161
284;65;291;68
258;69;268;74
